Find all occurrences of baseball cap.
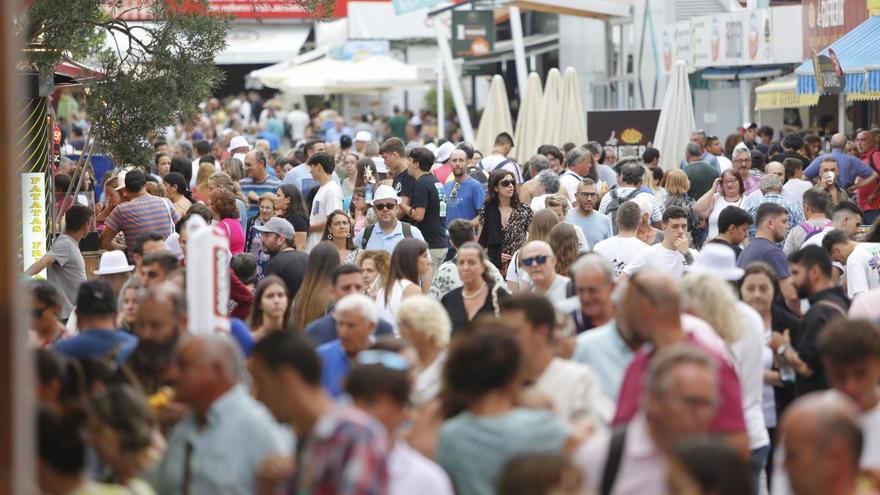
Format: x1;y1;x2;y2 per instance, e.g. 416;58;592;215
370;184;399;205
114;167;134;190
743;121;757;130
76;280;117;317
436;142;455;163
123;168;146;192
354;131;372;143
227;135;250;153
253;217;295;241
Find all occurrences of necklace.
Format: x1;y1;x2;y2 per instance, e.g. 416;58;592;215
462;282;487;299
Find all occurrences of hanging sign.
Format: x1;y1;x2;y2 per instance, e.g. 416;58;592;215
22;173;47;278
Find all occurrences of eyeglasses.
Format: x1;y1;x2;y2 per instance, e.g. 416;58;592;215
499;179;516;188
577;191;597;197
357;350;410;371
734;158;751;164
373;202;395;211
522;255;548;267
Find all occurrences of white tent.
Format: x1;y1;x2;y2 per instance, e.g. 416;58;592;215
251;54;426;94
514;72;544;164
558;67;587;147
538;68;563;147
476;75;514;157
325;56;421;91
653;60;696;171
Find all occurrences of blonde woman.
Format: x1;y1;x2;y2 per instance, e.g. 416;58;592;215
396;295;452;406
663;169;699;244
680;270;769;490
193;163;215;204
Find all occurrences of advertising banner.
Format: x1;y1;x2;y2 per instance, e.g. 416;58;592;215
587;109;662;158
802;0;869;58
22;173;47;278
452;10;495;75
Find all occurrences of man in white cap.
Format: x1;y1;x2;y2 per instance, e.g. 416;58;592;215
227;135;251;165
354;185;424;254
353;131;372;155
432;141;456;185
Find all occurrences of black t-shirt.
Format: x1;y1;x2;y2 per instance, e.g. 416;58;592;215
265;249;309;299
411;173;448;249
794;286;850;398
707;238;743;259
392;170;416;202
775;151;810;170
285;211;309;233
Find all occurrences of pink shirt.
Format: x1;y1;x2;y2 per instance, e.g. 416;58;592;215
613;333;746;433
433;163;452;185
743;174;761;194
217;218;245;255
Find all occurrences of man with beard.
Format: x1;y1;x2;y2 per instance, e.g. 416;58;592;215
444;148;485;225
131;282;186;395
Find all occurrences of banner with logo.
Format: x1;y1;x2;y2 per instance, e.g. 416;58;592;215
452;10;495;75
586;109;661;158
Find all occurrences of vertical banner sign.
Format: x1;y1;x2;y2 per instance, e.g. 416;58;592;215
185;215;230;335
452;10;495;75
22;173;47;278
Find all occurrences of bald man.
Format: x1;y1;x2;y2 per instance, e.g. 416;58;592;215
778;393;862;495
612;270;748;456
520;240;571;301
150;334;292;495
804;132;877;191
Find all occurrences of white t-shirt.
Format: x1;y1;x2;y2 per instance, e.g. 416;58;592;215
861;399;880;469
307;181;343;252
622;243;689;280
782;178;813;212
716;154;733;173
730;302;770;450
707;195;745;240
390;441;455;495
593;236;650;279
845;242;880;298
529;274;571;301
535;357;613;427
480;154;522;183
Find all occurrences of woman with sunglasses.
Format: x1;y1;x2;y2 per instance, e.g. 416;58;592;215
694;169;746;241
479;169;533;275
30;280;73;348
441;242;510;333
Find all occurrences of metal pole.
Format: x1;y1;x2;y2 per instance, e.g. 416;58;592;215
435;22;475;143
437;56;445;139
509;6;528;99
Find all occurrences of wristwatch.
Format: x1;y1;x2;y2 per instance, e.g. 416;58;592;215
776;344;788;357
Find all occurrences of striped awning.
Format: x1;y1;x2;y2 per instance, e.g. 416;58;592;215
755;74;819;111
796;16;880;99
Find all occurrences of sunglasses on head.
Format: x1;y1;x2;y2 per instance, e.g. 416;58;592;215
357;350;410;371
522;255;548;267
373;202;395;211
499;179;516;188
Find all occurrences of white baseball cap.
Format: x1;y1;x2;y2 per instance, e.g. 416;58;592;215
354;131;372;143
372;156;388;174
370;184;399;205
436;142;456;163
227;135;250;153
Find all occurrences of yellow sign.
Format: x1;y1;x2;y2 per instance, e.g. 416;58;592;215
22;173;46;278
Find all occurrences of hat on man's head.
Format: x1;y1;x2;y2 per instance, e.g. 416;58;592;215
686;243;744;281
76;280;118;316
354;131;372;143
436;142;456;163
227;135;250;153
114;167;133;190
743;121;758;130
253;217;295;241
94;250;135;275
370;184;400;205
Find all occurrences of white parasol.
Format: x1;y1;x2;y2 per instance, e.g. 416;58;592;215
476;75;514;156
653;60;696;171
538;68;562;147
558;67;587;147
513;72;544;164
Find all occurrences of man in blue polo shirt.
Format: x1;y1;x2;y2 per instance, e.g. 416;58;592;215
316;294;379;398
53;280;138;364
444;148;484;225
354;185;424;254
804;133;878;190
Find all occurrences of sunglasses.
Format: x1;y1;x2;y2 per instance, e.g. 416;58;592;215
449;182;461;200
499;179;516;188
357;350;410;371
522;255;548;267
373;202;395;211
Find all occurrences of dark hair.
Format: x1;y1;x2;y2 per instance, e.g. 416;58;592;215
209;188;239;220
303;139;324;156
331;264;363;286
249;275;290;331
90;384;155;453
818;318;880;365
537;144;563;163
617;201;642;231
339;134;352;149
620;162;644;185
782;133;804;151
456;142;475;160
141;251;179;275
788;245;833;278
821;229;851;253
663;205;688;223
307;152;335;174
170;157;193;184
803;133;821;147
344;363;411;406
176;203;213;233
497;453;580;495
751;149;767;172
163;172;194;203
754;202;787;227
55;174;72;193
494;132;514;147
32;279;62;309
485;168;521;208
802;188;830;216
200;154;217;165
456;242;494;287
35;348;85;408
717;206;753;234
642;147;660;164
38;406;86;476
384;238;428;305
322;210;356;250
719;169;745;196
230;252;257;285
651;167;664;182
448;219;476;248
252;330;322;385
757;125;773;139
379;137;406;157
782;158;803;181
832;200;863;219
671;437;753;495
443;330;521;412
408;147;435;172
354;158;374;189
76;280;117;317
499;294;556;335
738;261;780;305
64;205;92;233
195;140;211;155
291;242;340;330
278;183;309;220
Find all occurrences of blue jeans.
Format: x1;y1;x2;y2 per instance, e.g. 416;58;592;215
751;445;770;495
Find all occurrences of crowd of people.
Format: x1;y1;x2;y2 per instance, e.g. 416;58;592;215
30;100;880;495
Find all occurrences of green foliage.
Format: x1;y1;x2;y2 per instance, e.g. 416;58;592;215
426;87;454;116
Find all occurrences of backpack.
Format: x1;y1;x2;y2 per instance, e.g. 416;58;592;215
605;188;643;234
799;220;832;243
361;222;413;249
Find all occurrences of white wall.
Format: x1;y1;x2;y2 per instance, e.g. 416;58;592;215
558;15;607;111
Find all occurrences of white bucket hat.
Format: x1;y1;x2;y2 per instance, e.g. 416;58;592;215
687;243;744;281
94;250;135;275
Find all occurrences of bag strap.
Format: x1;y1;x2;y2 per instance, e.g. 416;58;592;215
814;299;847;317
361;224;375;249
600;425;628;495
402;222;412;238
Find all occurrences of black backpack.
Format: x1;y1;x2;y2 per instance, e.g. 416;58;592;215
361;222;413;249
605;188;643;234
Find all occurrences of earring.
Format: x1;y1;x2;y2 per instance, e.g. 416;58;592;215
347;232;351;238
327;234;333;240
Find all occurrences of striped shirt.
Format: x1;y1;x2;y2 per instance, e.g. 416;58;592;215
105;194;178;250
240;176;282;219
